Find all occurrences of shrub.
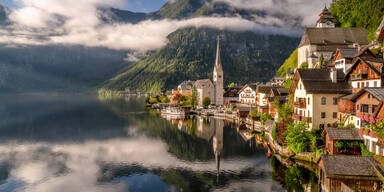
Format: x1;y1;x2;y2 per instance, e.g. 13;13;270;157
202;97;211;109
249;110;258;118
272;123;278;140
260;113;273;125
284;121;312;154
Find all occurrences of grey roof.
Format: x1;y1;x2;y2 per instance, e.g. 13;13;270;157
294;69;352;94
316;6;336;24
299;28;368;47
194;79;213;88
339;93;355;100
352;88;384;101
178;80;194;91
325;127;363;141
257;85;277;94
320;155;380;179
338;48;359;59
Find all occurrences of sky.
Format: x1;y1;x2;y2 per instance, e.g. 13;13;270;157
1;0;167;12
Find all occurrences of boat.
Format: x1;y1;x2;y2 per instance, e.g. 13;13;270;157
161;108;185;116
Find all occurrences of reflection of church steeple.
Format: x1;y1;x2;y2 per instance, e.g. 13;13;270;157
212;118;223;183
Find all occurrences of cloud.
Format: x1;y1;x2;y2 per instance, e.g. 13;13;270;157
1;0;324;53
0;136;269;192
214;0;333;26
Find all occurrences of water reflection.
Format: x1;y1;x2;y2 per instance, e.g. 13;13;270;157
0;95;316;192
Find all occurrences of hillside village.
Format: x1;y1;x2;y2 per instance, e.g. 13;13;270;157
146;5;384;192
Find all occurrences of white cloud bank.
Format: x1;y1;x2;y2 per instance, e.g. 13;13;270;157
0;0;326;52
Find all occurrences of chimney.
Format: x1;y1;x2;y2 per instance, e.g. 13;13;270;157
330;68;337;83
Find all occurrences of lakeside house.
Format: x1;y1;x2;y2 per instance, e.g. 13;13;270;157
323;127;363;155
290;69;351;130
318;155;383;192
298;6;368;68
268;87;289;119
224;86;242;104
256;85;276;114
238;84;258;105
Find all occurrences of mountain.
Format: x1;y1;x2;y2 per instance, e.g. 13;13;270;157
101;1;301;93
102;27;299;92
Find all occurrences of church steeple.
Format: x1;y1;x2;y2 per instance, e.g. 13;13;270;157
215;36;222;70
316;4;336;28
213;36;224;106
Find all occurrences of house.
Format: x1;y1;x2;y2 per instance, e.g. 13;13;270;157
256;85;275;114
177;80;195;96
337;94;360;128
318;155;382;192
331;47;375;73
351;88;384;119
267;87;289;119
269;77;285;86
345;57;384;93
238;84;258;105
223;86;241;104
194;79;214;106
290;69;351;130
298;6;368;68
322;127;363;155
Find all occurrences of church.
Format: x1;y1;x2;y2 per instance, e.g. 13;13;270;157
298;5;369;68
194;37;224;106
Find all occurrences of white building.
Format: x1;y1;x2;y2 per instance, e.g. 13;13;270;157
238;84;258;105
194;79;215;106
298;6;368;68
291;68;351;130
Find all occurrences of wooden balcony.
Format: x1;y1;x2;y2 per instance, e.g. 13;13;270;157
292;114;312;123
293;101;306;108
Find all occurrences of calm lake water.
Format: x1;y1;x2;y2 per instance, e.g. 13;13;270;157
0;94;318;192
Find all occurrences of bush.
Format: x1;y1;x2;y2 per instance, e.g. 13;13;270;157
249;110;258;118
300;62;308;69
360;143;374;156
231;104;237;111
284;122;313;154
202;97;211;109
260;113;273;125
160;96;169;103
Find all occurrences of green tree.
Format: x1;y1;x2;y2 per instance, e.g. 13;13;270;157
228;82;235;88
160;96;170;103
202;97;211;108
300;62;308;69
319;54;326;69
249;110;258;118
191;86;198;108
284;122;313;153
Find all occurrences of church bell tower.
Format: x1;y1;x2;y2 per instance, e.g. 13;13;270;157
213;36;224;106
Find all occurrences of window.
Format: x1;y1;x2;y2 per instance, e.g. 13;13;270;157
362;104;369;113
357;104;359;111
321;97;326;105
368;94;371;99
308;98;310;105
366;82;369;87
333;112;337;118
321;112;326;118
308;111;310;117
333;98;337;105
374;81;378;87
357;82;360;88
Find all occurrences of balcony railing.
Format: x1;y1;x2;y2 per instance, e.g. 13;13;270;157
351;74;362;80
292;114;312;123
293;101;306;108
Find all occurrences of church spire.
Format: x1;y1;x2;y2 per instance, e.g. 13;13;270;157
215;36;222;69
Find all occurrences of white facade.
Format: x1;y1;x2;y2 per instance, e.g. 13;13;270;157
239;86;256;105
334;58;353;73
351;80;382;89
293;79;342;130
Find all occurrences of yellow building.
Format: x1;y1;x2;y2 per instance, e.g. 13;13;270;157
290;69;351;130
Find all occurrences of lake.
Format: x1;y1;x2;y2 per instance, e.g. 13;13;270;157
0;94;318;192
